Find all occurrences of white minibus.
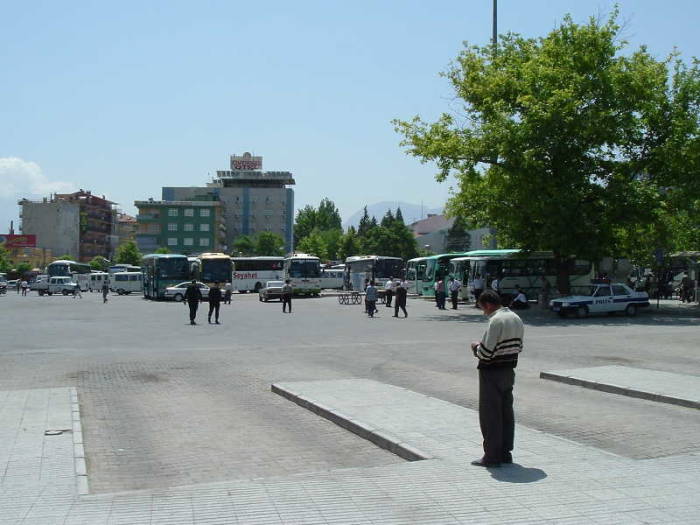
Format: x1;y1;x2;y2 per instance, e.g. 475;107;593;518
111;272;143;295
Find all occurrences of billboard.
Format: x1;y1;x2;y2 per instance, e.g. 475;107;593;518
0;234;37;248
231;152;262;171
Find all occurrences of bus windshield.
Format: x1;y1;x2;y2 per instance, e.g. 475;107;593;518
288;260;320;278
201;259;232;283
158;258;190;280
375;258;403;278
47;263;70;277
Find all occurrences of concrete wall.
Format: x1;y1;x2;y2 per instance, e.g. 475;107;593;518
20;201;80;258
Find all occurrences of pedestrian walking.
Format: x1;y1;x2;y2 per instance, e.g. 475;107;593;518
365;280;378;318
73;281;82;299
449;277;462;310
208;282;222;324
184;280;202;325
472;274;484;308
101;280;109;303
224;282;233;304
281;279;293;313
16;280;21;294
384;278;394;307
470;290;524;467
20;280;28;296
393;280;408;318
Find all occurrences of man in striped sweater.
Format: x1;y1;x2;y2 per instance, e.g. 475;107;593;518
470;289;524;467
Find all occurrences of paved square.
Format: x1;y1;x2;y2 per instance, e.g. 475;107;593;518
0;291;698;522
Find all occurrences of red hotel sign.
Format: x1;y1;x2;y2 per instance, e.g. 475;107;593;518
0;234;37;248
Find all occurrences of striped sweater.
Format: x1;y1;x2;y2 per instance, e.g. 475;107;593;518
475;307;524;369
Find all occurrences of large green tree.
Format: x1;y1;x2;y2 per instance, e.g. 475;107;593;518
395;10;699;291
296;230;327;259
338;226;361;260
114;241;142;266
232;235;255;256
255;232;285;256
89;256;109;271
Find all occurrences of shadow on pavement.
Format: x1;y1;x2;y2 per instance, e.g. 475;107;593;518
489;463;547;483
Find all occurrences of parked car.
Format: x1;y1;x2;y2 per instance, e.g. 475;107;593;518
46;276;79;296
31;275;49;293
550;282;650;318
165;281;210;302
259;280;284;302
7;279;19;289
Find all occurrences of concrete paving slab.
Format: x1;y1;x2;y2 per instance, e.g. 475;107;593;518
540;365;700;408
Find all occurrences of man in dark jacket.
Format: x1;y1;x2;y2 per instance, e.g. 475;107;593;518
208;282;222;324
393;280;408;318
184;280;202;325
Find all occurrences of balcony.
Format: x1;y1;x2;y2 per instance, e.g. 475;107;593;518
136;214;160;222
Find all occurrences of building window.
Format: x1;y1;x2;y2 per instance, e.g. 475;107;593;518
167;238;177;246
168;223;177;231
184;238;193;246
199;223;210;232
168;208;178;217
184;209;194;217
200;209;210;217
199;238;210;247
184;223;194;232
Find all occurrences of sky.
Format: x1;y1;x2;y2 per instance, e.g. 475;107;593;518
1;0;698;232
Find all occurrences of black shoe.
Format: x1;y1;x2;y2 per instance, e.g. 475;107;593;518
215;321;220;324
470;457;501;468
502;452;513;464
208;320;212;324
190;321;196;325
393;315;398;317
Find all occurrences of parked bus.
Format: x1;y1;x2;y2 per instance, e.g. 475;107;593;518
344;255;403;291
405;257;427;294
199;253;233;287
284;254;321;295
88;272;109;292
319;267;345;289
232;256;285;292
46;260;92;291
142;254;191;299
418;253;471;298
455;250;594;301
111;272;143;295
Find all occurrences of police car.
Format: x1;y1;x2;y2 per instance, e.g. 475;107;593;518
550;282;650;318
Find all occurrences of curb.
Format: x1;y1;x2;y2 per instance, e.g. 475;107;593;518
70;387;90;495
271;383;432;462
539;372;699;410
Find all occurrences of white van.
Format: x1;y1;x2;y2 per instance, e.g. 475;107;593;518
89;272;109;292
111;272;143;295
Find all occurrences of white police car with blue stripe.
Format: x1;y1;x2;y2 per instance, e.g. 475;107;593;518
550;282;649;318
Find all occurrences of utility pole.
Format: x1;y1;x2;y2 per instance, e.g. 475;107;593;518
492;0;498;56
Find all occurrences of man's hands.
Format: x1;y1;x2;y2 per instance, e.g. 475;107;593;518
471;341;479;357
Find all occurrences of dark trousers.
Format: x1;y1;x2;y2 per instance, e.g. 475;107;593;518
366;300;376;317
436;292;446;309
478;367;515;462
187;301;198;322
385;290;393;307
208;301;220;322
394;301;407;317
473;289;483;307
450;291;459;309
282;294;292;312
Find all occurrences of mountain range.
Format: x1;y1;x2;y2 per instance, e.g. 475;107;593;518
343;201;443;229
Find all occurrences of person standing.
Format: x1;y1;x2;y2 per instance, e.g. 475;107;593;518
393;280;408;318
470;290;524;467
224;282;233;304
208;282;223;324
101;280;109;304
384;278;394;307
73;281;82;299
510;285;529;309
184;280;202;325
20;280;28;296
435;279;447;310
472;273;485;308
449;277;462;310
281;279;293;313
365;280;378;318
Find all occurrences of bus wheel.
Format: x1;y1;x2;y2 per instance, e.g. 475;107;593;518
62;290;69;296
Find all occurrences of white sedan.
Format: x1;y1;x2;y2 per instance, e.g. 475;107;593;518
165;281;210;302
550;283;650;318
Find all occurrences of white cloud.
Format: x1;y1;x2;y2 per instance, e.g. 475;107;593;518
0;157;75;198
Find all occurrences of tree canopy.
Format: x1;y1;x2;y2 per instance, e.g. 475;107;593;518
115;241;142;266
395;9;700;287
254;232;285;256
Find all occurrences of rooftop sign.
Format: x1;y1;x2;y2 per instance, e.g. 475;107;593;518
231;152;262;171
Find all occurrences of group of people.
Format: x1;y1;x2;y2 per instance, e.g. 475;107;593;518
182;279;295;325
363;278;409;318
430;274;531;311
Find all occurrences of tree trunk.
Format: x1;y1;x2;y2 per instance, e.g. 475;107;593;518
555;255;571;295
